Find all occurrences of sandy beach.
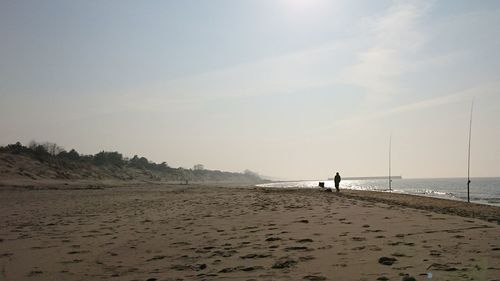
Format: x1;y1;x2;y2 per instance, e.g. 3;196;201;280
1;183;499;281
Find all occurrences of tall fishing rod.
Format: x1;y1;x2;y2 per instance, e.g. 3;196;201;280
467;100;474;203
389;134;392;191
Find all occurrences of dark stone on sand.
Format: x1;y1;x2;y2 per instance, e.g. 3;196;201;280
146;278;157;281
401;275;416;281
377;277;389;281
378;256;397;265
272;258;297;269
303;275;327;280
298;219;309;223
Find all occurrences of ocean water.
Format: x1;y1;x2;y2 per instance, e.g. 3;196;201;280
257;178;500;207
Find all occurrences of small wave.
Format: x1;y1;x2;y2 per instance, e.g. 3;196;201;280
487;199;500;204
412;189;456;198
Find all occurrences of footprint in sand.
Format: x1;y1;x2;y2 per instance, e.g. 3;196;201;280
60;259;83;264
272;257;297;269
297;239;313;243
211;249;238;257
266;237;281;242
146;255;166;261
429;250;441;256
303;275;327;280
240;253;271;259
351;237;366;242
392;251;411;257
284;246;311;251
219;266;263;273
27;270;43;277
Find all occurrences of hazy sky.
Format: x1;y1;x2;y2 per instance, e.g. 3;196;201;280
1;0;499;179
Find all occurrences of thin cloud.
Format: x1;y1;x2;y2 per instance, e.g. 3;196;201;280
338;1;430;103
116;40;358;113
335;83;497;128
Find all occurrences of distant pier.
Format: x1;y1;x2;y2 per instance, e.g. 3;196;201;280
327;176;403;180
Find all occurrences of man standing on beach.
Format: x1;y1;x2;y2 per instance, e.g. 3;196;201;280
334;172;341;192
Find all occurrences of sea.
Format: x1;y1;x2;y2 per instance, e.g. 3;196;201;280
257;177;500;207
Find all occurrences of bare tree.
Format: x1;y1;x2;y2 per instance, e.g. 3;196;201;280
28;140;65;155
42;142;65;155
193;164;204;170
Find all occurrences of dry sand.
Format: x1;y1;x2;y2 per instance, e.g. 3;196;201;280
0;183;499;281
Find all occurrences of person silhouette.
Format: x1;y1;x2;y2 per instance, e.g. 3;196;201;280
334;172;341;192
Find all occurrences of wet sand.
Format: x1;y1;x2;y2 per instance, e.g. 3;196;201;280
1;183;499;281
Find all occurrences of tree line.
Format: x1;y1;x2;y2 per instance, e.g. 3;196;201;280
0;141;169;171
0;141;262;182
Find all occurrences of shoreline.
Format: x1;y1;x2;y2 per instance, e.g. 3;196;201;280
1;179;499;224
255;187;500;225
258;178;500;208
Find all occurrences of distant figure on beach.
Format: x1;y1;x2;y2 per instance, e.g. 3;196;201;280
334;172;341;192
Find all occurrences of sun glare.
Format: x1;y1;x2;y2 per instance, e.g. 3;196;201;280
287;0;326;10
278;0;329;21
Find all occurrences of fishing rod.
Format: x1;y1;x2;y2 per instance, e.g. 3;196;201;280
467;100;474;203
389;134;392;191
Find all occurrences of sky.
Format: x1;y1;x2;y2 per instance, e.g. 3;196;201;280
1;0;499;180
